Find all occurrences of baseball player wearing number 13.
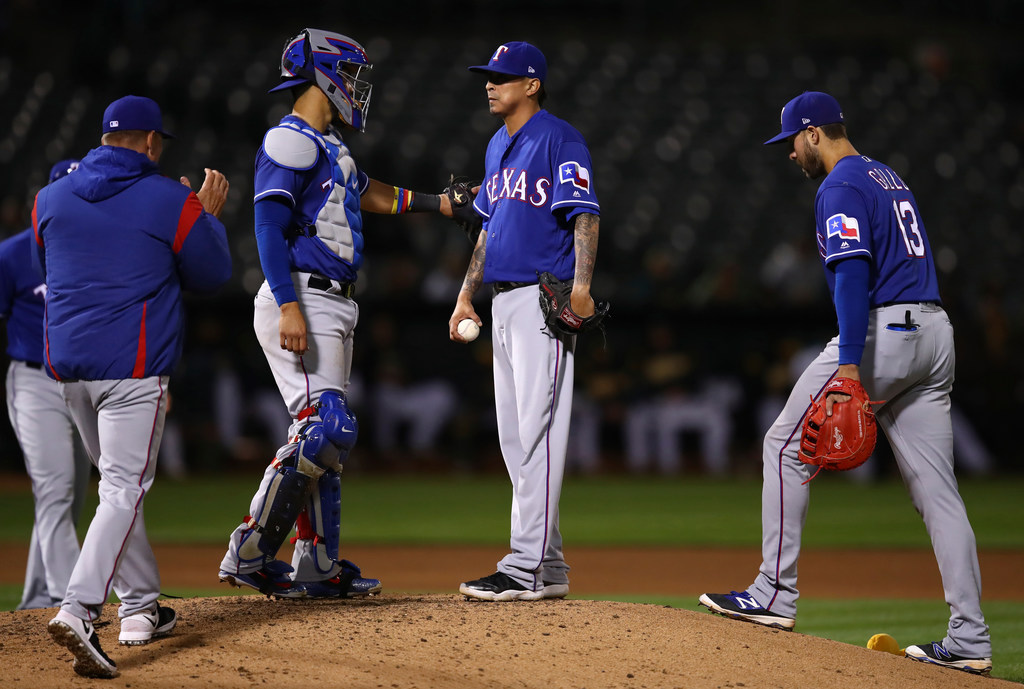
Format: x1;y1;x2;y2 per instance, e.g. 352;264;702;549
699;91;992;675
450;42;601;601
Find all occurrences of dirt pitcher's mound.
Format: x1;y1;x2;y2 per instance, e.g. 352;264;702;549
4;594;1011;689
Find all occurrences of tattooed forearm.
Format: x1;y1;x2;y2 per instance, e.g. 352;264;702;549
461;230;487;296
573;213;599;287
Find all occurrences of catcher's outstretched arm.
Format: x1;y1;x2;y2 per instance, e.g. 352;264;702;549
571;212;599;317
360;178;448;216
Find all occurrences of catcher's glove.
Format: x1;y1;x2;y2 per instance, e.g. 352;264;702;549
444;174;483;244
798;377;881;479
538;271;610;337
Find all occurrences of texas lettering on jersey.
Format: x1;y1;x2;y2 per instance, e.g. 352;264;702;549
485;168;551;208
485;161;593;207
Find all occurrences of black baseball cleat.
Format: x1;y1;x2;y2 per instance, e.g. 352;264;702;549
119;604;177;645
460;572;545;601
905;641;992;675
698;591;795;630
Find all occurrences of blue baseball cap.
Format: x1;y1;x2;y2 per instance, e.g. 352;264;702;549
101;95;174;138
764;91;843;145
469;41;547;83
48;159;80;183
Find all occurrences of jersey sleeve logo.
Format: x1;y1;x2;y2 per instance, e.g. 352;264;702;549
558;161;590;192
826;213;861;242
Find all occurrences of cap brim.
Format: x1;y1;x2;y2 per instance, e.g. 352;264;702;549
763;129;799;145
268;77;309;94
468;64;527;78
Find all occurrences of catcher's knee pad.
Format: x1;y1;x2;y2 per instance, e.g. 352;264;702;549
317;390;359;451
296;390;359;472
238;456;322;561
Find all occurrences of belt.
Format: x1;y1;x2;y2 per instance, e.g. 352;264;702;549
491;281;534;295
307;273;355;298
877;300;939;308
21;361;43;370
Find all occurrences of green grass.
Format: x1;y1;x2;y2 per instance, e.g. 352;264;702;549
4;474;1015;547
3;473;1021;682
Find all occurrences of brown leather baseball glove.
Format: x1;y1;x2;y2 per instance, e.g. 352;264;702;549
798;377;880;476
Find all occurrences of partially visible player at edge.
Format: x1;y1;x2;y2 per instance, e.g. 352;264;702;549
698;91;992;676
450;41;600;601
218;28;457;599
1;159;91;611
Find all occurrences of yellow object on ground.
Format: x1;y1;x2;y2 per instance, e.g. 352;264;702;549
866;633;904;655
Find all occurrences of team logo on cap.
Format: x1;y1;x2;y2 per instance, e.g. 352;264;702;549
492;45;509;61
826;213;861;241
559;161;590;191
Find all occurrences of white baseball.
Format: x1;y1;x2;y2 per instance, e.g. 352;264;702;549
458;318;480;342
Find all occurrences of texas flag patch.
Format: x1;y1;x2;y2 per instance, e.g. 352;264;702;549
825;213;861;242
559;161;590;192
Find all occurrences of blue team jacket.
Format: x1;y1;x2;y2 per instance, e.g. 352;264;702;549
32;145;231;381
0;229;46;365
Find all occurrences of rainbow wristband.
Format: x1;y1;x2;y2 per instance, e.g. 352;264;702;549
391;187;414;214
390;187;441;213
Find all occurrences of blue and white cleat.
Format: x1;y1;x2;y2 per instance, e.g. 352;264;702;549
219;559;307;599
698;590;795;630
299;559;382;599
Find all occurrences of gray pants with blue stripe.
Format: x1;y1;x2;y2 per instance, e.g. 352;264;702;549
748;303;991;658
491;287;572;591
58;376;168;623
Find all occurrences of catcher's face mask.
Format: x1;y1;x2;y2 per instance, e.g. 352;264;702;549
269;28;373;131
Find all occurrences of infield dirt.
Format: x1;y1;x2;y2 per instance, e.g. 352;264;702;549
3;544;1021;688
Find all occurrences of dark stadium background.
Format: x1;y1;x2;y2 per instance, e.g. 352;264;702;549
2;0;1021;475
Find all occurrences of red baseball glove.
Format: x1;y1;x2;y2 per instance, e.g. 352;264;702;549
798;377;880;475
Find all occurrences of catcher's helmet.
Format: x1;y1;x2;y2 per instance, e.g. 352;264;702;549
269;28;372;131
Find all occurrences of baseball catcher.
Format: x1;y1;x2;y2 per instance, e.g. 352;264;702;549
798;377;880;479
443;175;483;243
538;271;609;337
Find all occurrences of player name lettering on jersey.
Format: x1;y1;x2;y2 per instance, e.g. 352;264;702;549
485;168;551;208
867;166;910;192
826;213;861;242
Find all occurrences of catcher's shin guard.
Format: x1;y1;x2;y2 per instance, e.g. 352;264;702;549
293;471;344;578
238;457;320;561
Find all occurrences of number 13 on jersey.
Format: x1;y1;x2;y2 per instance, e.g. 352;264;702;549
893;199;925;257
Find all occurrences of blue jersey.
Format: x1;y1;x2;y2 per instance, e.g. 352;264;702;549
254;116;369;288
0;229;46;364
474;110;600;283
816;155;940;307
